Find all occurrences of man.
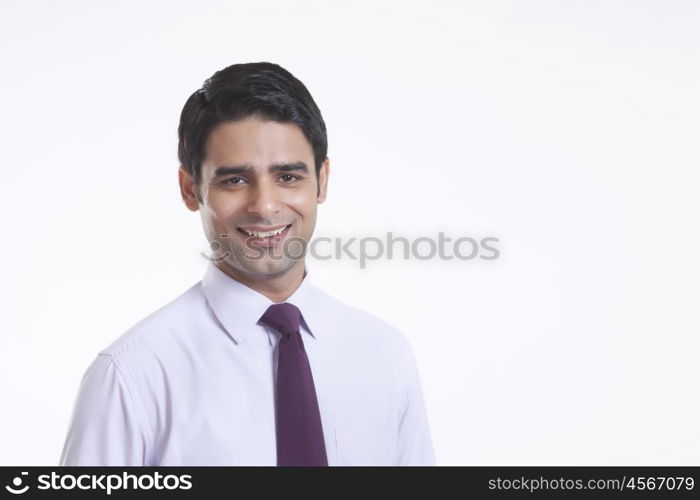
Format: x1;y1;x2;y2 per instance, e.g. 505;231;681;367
60;62;436;466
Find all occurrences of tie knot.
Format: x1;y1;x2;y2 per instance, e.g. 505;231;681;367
259;302;301;336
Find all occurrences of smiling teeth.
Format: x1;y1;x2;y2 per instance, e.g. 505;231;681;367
241;226;288;238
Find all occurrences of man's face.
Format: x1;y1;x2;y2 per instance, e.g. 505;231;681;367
179;116;329;281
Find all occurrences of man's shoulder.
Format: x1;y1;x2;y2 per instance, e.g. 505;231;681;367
310;284;411;349
98;281;206;360
310;286;419;383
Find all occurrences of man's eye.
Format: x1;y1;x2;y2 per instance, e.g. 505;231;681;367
222;177;245;185
279;174;300;183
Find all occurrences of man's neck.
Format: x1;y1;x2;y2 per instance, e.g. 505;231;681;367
215;260;306;303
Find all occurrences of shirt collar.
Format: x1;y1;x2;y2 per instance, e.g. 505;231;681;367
201;260;322;344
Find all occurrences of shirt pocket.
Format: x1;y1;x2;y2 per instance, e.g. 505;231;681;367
332;424;396;466
329;426;339;466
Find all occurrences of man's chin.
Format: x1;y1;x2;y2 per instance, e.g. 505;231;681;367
233;258;299;278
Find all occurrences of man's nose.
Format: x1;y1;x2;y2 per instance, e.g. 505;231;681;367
247;180;280;218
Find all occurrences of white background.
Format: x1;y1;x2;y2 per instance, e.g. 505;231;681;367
1;0;698;465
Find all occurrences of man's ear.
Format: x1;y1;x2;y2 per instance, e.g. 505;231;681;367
317;157;330;204
178;167;200;211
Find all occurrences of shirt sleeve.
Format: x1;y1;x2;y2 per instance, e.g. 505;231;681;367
395;337;437;466
59;353;151;466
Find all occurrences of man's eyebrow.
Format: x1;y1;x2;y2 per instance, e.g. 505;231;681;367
212;162;309;179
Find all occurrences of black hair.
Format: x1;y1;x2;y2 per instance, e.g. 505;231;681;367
177;62;328;203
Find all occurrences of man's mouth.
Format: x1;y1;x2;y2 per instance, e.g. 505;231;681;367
237;224;291;238
236;224;292;246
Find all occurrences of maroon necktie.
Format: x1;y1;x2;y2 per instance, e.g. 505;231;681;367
259;303;328;466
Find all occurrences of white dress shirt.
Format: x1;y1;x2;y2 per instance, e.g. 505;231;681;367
60;262;436;466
